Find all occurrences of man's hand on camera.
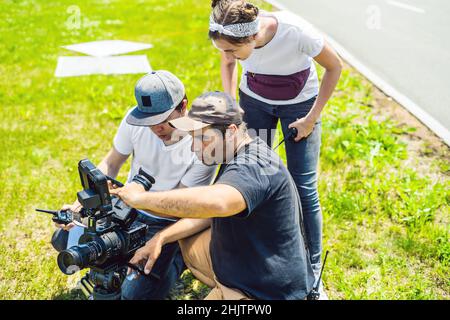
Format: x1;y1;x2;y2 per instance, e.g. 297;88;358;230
128;232;164;276
107;180;120;192
110;182;146;208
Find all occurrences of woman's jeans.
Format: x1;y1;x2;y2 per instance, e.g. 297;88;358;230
239;90;323;281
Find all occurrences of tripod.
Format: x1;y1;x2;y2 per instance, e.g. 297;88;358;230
78;265;126;300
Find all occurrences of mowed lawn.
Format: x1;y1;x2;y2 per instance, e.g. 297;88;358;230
0;0;448;299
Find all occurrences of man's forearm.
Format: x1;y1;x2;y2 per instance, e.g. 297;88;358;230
112;183;246;219
133;188;220;218
131;185;242;219
97;147;129;179
159;218;212;245
97;158;120;179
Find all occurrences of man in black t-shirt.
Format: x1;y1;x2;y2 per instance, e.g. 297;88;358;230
111;91;315;299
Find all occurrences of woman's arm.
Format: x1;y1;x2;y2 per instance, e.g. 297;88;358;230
289;42;343;141
309;42;343;121
220;51;238;99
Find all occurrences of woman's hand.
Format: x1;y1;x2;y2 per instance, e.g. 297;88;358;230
109;182;146;208
128;233;165;276
288;116;316;142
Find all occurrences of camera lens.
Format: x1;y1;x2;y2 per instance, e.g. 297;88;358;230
57;248;82;275
57;242;102;275
56;231;125;275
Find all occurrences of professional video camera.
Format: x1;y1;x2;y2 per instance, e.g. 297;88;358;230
37;159;171;300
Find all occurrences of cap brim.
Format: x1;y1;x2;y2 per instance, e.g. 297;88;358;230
126;106;174;126
169;116;210;132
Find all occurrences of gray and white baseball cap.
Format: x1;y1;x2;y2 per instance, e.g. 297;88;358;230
126;70;186;126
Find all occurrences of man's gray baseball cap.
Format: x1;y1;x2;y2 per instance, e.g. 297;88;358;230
126;70;185;126
169;91;243;132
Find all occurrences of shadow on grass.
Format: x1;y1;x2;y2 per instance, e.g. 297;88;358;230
52;288;85;300
49;271;210;300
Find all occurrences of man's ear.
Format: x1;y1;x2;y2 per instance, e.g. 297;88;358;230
181;99;188;115
226;124;238;139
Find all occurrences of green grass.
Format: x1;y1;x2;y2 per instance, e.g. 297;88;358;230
311;67;450;299
0;0;448;299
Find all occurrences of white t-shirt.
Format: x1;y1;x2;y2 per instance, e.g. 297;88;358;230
239;11;324;105
113;109;217;220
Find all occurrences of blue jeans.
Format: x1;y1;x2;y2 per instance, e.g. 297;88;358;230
239;90;323;280
121;213;186;300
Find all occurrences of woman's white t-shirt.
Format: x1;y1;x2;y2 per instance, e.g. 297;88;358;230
239;11;324;105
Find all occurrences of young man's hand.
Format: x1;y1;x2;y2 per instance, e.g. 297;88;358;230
110;182;146;208
54;202;82;231
107;180;121;192
128;233;164;276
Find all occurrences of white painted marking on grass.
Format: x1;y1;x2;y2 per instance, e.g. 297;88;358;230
55;40;153;77
62;40;153;57
55;55;152;77
386;1;425;14
264;0;449;145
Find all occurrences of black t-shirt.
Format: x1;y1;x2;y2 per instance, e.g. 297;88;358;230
211;137;315;299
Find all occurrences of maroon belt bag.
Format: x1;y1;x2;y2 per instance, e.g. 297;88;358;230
246;68;311;101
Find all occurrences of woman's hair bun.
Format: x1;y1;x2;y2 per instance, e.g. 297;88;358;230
211;0;222;8
243;2;259;17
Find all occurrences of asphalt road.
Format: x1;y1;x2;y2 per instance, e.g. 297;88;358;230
269;0;450;143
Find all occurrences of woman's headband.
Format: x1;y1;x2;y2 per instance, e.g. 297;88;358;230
209;14;260;38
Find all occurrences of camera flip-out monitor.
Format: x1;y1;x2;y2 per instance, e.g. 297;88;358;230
77;159;112;213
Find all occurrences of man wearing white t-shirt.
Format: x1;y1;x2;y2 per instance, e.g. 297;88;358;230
54;70;216;299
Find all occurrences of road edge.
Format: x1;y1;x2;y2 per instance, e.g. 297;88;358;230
264;0;450;146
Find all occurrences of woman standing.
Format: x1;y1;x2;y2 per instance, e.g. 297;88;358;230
208;0;342;295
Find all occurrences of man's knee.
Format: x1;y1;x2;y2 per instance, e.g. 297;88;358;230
178;228;210;268
178;229;216;288
178;235;196;266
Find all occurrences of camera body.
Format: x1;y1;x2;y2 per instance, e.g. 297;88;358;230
57;198;148;276
55;159;154;299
